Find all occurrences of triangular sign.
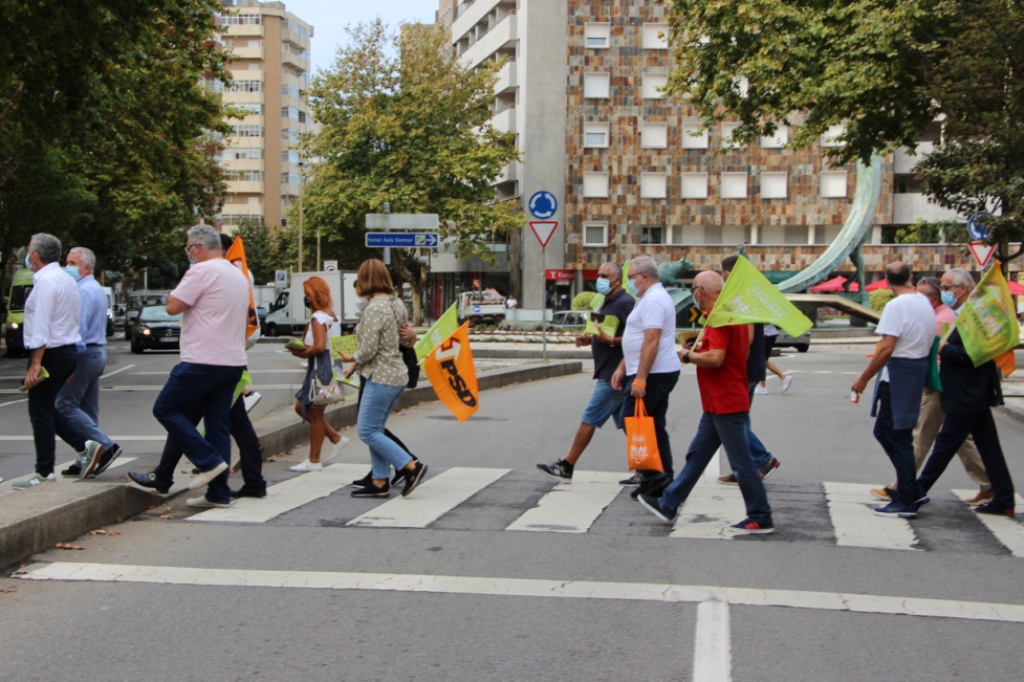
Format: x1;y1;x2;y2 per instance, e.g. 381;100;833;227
968;241;996;268
529;221;559;248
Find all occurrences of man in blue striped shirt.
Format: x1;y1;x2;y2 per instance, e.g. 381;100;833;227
57;247;123;478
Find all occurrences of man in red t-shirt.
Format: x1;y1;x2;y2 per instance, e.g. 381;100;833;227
638;271;775;533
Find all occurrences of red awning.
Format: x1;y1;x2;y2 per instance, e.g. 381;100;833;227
865;279;890;292
812;276;859;293
1008;280;1024;296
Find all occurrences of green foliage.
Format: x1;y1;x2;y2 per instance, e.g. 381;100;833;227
235;219;273;284
572;292;597;310
870;289;895;312
893;220;969;244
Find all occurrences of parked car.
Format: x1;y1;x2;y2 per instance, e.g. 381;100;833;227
774;329;811;353
551;310;590;329
130;306;182;354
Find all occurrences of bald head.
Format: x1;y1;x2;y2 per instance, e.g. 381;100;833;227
693;271;723;311
886;261;913;289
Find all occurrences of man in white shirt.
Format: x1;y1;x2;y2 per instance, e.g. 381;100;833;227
852;262;935;518
14;233;82;489
611;255;681;496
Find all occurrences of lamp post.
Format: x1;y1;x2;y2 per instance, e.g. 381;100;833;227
297;160;305;272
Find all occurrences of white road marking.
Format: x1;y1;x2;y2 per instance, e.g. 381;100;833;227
88;384;301;392
100;364;135;380
347;467;510;529
0;435;169;441
824;482;920;551
132;369;304;375
952;490;1024;558
191;463;368;524
18;562;1024;624
693;601;731;682
669;484;746;541
0;398;28;408
507;471;623;533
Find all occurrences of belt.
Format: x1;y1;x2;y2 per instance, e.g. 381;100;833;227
86;343;104;347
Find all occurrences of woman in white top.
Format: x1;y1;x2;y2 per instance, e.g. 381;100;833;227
288;276;346;471
758;324;791;394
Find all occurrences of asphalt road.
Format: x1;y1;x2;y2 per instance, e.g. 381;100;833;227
1;343;1023;681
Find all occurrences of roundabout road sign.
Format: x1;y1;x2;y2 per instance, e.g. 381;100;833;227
967;212;991;241
528;191;558;220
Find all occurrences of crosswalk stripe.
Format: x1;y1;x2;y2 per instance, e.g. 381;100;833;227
824;482;920;551
952;490;1024;558
346;467;510;529
669;485;748;540
506;471;623;533
693;601;731;682
190;463;367;524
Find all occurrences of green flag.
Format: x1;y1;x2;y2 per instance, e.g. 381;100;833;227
414;302;460;362
704;256;813;337
955;263;1020;369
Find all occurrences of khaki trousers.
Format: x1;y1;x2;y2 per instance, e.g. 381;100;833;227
902;390;990;490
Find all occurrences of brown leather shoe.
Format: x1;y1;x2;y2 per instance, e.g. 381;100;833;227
965;489;994;505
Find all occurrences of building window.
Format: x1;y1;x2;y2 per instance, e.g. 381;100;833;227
235;103;263;116
721;121;742;148
231;124;264;138
640;226;664;245
894;174;923;193
220;214;264;226
226;147;263;160
584;23;610;48
225;170;264;182
641;122;668;149
820;171;849;197
642;23;668;49
219;13;261;25
640;173;667;199
582;172;609;198
682;123;709;149
584;73;610;99
720;172;748;198
761;126;788;148
761;172;788;199
583;222;608;247
281;84;302;99
281;172;301;185
281;19;311;41
228;80;263;93
281;150;301;164
821;124;845;147
281;128;301;142
681;173;709;199
642;73;668;99
583;123;609;148
281;106;305;122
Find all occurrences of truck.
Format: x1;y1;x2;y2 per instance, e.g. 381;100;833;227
2;268;34;357
456;290;506;326
263;270;360;336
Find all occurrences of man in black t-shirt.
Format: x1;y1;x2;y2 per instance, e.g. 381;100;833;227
538;262;635;482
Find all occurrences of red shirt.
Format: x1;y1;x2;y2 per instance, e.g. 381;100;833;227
696;324;750;414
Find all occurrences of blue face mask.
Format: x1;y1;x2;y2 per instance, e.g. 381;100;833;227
595;277;611;295
64;266;81;281
24;254;31;270
625;278;638;296
940;290;957;308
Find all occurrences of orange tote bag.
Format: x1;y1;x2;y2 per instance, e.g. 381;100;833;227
625;398;663;472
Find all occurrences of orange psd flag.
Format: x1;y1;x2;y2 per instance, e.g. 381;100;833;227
423;321;479;423
224;236;260;340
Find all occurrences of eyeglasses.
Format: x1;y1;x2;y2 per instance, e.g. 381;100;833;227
692;286;704;293
939;284;961;292
184;242;198;259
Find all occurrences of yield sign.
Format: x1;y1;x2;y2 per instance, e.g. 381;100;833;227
530;221;559;248
968;241;996;268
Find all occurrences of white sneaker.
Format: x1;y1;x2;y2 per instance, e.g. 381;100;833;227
754;386;769;395
187;496;232;509
12;473;56;489
242;391;262;413
323;436;349;463
187;461;229;490
290;460;323;472
780;375;793;393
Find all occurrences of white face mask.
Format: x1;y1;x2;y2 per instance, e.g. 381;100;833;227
355;298;369;312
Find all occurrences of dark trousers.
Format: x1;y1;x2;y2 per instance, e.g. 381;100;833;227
621;371;680;479
873;383;924;506
27;345;78;477
917;409;1015;508
153;397;266;494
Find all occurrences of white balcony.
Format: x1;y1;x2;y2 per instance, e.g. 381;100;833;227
451;0;503;44
893;193;962;224
281;48;308;73
281;182;301;197
494;60;516;95
222;159;263;171
460;14;516;68
223;91;264;105
220;203;265;216
230;46;263;60
223;24;264;38
491;106;516;134
894;142;935;174
229;70;264;82
227;181;265;194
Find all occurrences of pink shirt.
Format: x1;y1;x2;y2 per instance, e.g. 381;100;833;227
170;258;249;366
933;303;956;336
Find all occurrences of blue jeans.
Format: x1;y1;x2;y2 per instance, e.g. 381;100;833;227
56;346;114;453
621;371;680;479
152;362;243;504
581;379;628;430
873;382;923;507
657;411;773;523
746;381;772;468
358;379;412;481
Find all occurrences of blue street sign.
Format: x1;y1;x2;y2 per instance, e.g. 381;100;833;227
967;212;991;241
473;305;482;313
528;191;558;220
365;232;440;248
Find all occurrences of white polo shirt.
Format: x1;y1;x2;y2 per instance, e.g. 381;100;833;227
621;282;680;375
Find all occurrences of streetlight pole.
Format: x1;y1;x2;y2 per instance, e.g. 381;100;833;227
297;160;305;272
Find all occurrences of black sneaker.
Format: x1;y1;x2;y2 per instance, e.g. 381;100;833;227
619;471;643;486
230;485;267;499
61;461;82;477
729;518;775;534
351;471;374;488
873;501;917;518
401;461;428;497
391;454;419;486
758;457;781;480
975;502;1015;517
638;493;676;524
537;459;574;482
94;443;123;475
631;473;669;500
351;481;390;498
128;471;170;495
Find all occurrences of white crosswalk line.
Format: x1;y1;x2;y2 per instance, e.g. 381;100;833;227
669;484;747;540
952;490;1024;558
507;471;623;533
347;466;510;529
693;601;731;682
191;463;367;524
824;482;920;551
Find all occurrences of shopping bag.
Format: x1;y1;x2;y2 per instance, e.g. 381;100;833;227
625;398;663;472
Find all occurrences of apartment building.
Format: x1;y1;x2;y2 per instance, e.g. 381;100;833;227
441;0;966;315
217;0;313;233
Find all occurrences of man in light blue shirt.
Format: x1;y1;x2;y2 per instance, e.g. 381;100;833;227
57;247;122;478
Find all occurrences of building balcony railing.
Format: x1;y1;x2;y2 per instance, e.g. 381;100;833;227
452;0;502;44
491;106;516;134
223;24;264;38
494;60;516;95
459;13;516;68
226;180;265;194
230;46;263;60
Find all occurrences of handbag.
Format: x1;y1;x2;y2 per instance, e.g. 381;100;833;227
310;350;345;405
624;398;663;472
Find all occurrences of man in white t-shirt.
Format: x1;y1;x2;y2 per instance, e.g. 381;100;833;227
150;224;249;509
611;255;681;495
852;262;936;518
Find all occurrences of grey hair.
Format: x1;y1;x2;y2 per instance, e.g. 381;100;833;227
946;268;975;289
599;262;622;279
69;246;96;270
30;233;62;265
629;255;659;279
188;224;222;252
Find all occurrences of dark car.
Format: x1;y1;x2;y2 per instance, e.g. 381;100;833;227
124;290;169;340
130;306;182;354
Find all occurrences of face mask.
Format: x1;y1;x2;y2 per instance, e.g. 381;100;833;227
355;298;369;312
303;296;312;309
625;278;638;296
64;266;81;281
595;277;611;295
940;291;957;308
24;254;31;270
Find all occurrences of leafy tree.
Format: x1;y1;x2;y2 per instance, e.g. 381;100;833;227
870;289;895;312
301;21;522;322
572;291;597;311
891;220;970;244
